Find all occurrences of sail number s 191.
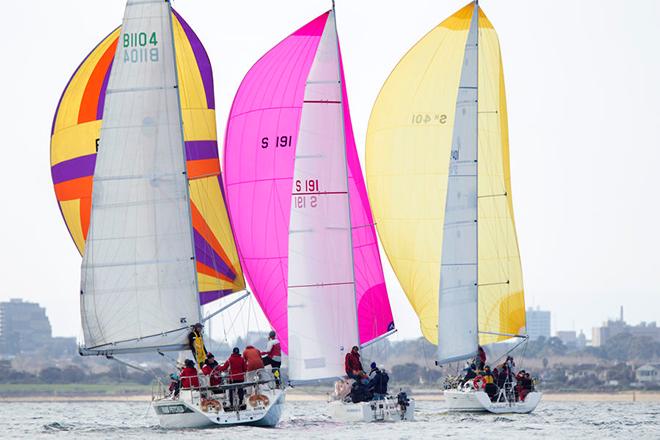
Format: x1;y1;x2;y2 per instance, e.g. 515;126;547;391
293;179;319;209
261;136;292;149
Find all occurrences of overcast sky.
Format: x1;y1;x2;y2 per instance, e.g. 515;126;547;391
1;0;658;342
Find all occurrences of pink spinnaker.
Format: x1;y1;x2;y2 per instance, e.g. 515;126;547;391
223;12;394;354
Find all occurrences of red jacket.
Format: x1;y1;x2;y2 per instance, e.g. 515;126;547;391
218;353;247;382
243;346;265;371
180;367;200;389
201;364;221;386
345;352;363;375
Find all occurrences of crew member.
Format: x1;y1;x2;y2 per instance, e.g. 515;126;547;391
218;347;247;408
244;345;265;382
344;346;365;380
187;323;207;367
261;331;282;387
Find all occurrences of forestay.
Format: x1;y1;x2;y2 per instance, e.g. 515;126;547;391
80;0;200;353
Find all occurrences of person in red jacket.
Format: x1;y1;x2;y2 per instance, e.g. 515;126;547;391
180;359;200;389
218;347;247;408
345;346;365;381
201;353;221;387
243;345;265;382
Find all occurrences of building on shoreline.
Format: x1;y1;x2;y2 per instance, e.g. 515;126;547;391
526;307;551;341
592;307;660;347
0;298;76;358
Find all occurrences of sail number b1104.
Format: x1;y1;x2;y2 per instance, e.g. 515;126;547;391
123;32;159;64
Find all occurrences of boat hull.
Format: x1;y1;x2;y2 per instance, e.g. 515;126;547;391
154;389;285;428
327;397;415;422
444;389;541;414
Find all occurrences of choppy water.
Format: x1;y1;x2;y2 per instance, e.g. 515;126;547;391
1;400;658;439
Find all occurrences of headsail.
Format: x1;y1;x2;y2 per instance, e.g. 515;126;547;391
80;0;200;354
224;11;394;369
50;9;244;304
366;2;525;361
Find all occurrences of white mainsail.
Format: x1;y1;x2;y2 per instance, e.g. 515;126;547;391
80;0;200;354
437;4;479;364
287;11;359;381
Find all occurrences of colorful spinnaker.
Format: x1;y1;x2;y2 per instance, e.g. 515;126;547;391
366;2;526;364
50;8;244;305
224;9;394;380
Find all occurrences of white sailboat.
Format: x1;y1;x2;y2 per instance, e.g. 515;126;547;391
76;0;283;428
366;1;541;414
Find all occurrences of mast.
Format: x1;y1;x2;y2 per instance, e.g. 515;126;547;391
167;0;202;323
331;1;361;348
473;0;480;356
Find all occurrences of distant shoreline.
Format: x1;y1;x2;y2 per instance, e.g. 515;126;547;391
1;389;658;403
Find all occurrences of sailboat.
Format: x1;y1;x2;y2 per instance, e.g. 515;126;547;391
366;1;541;414
224;5;413;422
51;0;283;428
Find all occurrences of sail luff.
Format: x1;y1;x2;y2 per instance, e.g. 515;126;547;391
331;8;361;347
437;2;479;364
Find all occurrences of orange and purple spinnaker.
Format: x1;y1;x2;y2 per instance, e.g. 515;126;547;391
50;10;244;304
223;12;394;353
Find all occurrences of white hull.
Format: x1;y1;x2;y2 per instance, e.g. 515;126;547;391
154;389;285;428
328;397;415;422
444;389;541;414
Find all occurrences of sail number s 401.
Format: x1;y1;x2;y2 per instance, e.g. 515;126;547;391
411;113;447;125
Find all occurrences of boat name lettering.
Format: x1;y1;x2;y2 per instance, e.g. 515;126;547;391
411;113;447;125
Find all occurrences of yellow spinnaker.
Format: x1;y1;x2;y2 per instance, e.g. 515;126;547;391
366;2;525;346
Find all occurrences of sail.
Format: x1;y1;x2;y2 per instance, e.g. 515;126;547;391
287;12;359;381
366;2;525;352
224;11;393;356
80;0;200;353
437;4;479;363
50;9;244;303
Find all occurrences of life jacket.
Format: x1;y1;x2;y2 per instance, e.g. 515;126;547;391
190;330;207;365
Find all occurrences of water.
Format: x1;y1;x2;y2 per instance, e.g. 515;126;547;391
2;400;658;439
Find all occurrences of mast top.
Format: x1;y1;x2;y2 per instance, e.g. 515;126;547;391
332;0;335;11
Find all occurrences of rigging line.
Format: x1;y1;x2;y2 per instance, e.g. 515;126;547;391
478;280;510;287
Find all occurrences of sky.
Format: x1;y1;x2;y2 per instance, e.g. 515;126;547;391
0;0;658;343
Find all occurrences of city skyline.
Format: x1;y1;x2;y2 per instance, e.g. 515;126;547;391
0;0;659;340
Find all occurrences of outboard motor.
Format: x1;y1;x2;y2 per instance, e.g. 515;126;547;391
396;391;410;419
